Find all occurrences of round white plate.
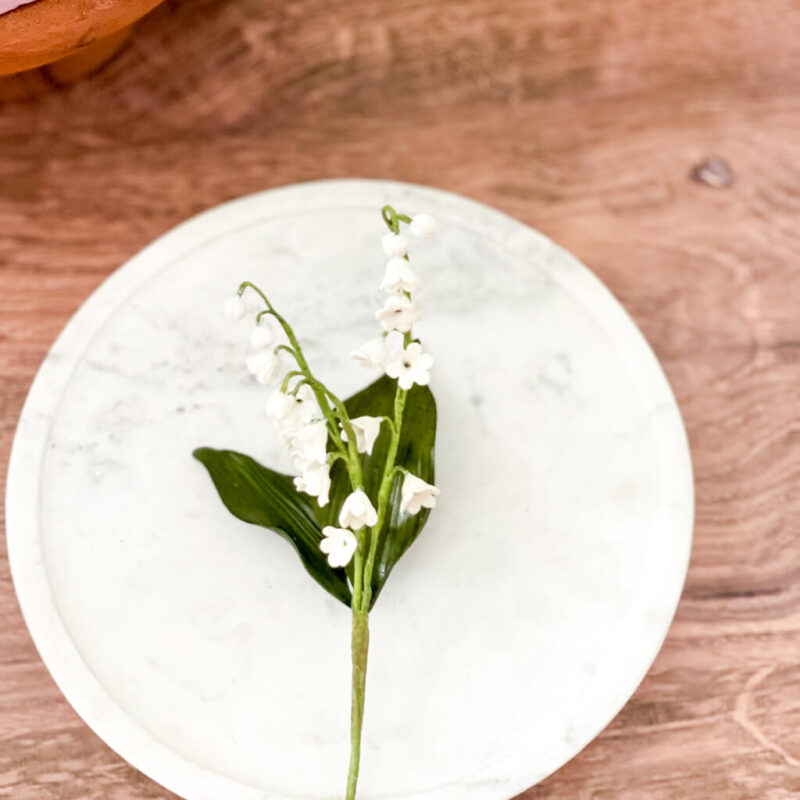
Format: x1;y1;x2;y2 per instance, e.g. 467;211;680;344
6;180;693;800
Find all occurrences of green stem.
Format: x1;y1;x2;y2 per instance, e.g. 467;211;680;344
344;386;406;796
362;386;407;610
321;388;364;486
345;608;369;800
249;208;416;799
241;281;361;486
293;376;350;460
346;540;367;799
274;343;299;361
280;370;305;392
381;205;410;233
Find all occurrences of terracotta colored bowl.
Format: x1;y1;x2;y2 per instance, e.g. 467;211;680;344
0;0;165;76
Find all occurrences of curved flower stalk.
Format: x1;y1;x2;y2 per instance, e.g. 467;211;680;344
196;205;440;800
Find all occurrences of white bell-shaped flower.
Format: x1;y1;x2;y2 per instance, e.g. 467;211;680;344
294;383;321;423
224;295;247;321
289;419;328;467
320;526;358;568
341;416;383;456
265;390;295;421
376;294;420;333
246;350;282;386
385;341;433;390
250;323;274;350
277;412;305;442
294;462;331;507
381;258;419;294
381;232;409;258
338;489;378;530
409;213;437;239
383;330;405;360
400;473;440;515
351;337;386;369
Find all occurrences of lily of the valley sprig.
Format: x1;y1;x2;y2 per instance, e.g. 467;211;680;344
194;205;440;800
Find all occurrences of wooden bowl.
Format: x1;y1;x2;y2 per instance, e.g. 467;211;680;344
0;0;166;82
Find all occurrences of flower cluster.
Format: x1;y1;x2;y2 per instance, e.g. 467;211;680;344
224;208;440;570
351;214;436;390
216;205;443;800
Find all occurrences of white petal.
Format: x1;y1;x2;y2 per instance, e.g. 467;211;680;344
417;353;434;370
385;361;402;380
400;473;440;514
246;350;276;377
351;338;386;369
349;416;383;456
410;366;430;386
409;213;437;238
398;260;419;289
265;390;294;420
291;449;316;473
381;258;418;293
250;324;274;349
338;489;378;530
278;413;304;440
376;294;418;333
295;383;321;423
320;525;358;568
295;463;331;506
384;330;405;359
397;371;414;390
224;295;247;321
289;420;328;465
404;341;423;362
340;535;358;564
256;358;282;386
381;232;409;258
384;335;410;382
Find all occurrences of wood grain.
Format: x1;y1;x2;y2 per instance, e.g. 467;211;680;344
1;0;800;797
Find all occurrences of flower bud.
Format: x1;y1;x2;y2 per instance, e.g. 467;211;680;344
409;213;437;239
381;232;409;258
250;324;274;350
224;295;247;321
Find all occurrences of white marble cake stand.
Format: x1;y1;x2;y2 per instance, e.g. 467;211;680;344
6;180;693;800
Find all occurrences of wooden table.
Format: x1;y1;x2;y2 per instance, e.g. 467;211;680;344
2;0;799;797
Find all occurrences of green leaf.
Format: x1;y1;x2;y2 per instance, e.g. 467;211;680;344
192;448;352;606
318;376;437;609
194;376;437;611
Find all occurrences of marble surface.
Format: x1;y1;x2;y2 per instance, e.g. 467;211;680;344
5;180;693;800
